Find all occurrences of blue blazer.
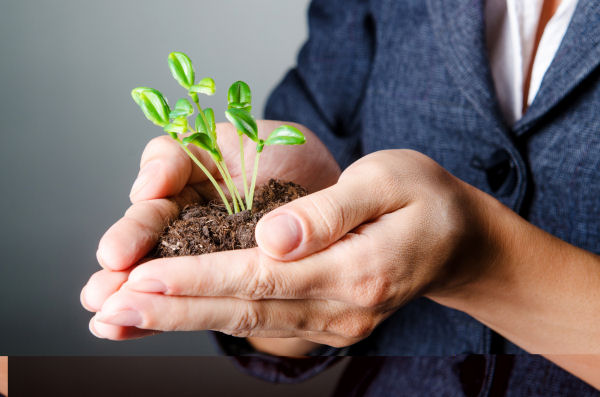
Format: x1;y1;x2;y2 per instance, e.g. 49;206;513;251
219;0;600;394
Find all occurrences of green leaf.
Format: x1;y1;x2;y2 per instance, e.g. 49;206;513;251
169;98;193;118
227;81;252;111
203;108;216;140
203;108;216;131
183;133;219;159
131;87;170;127
163;116;188;134
189;77;215;96
168;52;195;89
227;101;252;113
183;132;212;149
264;125;306;146
225;108;258;141
195;113;209;135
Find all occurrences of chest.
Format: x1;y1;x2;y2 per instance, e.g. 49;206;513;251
358;0;600;252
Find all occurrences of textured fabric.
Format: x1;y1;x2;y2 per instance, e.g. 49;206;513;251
485;0;579;124
331;356;599;397
216;0;600;394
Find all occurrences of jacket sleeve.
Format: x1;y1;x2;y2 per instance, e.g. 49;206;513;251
264;0;374;169
214;0;374;383
212;333;344;383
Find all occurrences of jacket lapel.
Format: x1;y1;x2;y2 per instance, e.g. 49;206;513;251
426;0;508;135
513;0;600;136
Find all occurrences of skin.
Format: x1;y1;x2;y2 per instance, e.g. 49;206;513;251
83;121;340;346
0;356;7;396
81;120;600;389
522;0;563;113
81;0;600;390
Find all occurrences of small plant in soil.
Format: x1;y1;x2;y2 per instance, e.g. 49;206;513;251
131;52;307;256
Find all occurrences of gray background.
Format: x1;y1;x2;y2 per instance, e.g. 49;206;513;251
0;0;311;355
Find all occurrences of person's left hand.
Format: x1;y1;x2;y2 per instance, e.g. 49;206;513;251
85;149;504;347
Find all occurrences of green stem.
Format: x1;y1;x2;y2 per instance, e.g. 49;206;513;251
220;159;245;211
211;157;239;213
190;99;240;213
248;151;261;211
239;135;249;207
176;139;232;215
192;98;210;132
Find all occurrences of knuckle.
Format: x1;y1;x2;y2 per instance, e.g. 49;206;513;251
342;155;402;206
229;302;262;338
365;159;396;182
347;154;396;183
339;315;375;341
351;272;393;309
242;257;278;300
325;310;376;342
303;193;345;243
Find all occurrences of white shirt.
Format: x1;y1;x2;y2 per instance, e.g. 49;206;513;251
485;0;579;125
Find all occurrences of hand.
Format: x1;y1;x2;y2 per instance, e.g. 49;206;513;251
84;149;501;347
81;121;340;342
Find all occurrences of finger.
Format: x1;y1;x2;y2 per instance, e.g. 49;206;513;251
131;135;219;202
95;289;361;340
124;247;337;301
125;231;385;308
255;153;411;261
97;186;200;271
81;269;131;312
89;314;159;340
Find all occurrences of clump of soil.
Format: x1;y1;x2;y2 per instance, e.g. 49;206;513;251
155;179;307;257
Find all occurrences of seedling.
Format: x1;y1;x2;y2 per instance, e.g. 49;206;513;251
131;52;305;214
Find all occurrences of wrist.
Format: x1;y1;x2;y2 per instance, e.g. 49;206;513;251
427;186;600;353
425;182;526;312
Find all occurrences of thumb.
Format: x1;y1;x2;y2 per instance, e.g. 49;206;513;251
255;171;404;261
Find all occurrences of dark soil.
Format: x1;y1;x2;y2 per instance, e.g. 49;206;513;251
155;179;307;257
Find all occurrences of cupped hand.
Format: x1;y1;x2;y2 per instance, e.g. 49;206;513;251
84;147;502;347
81;121;340;340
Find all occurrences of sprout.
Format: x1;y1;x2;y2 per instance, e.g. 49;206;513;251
227;81;253;203
225;108;305;210
228;81;252;112
168;52;194;90
131;87;170;127
190;77;216;96
168;98;194;118
131;51;306;214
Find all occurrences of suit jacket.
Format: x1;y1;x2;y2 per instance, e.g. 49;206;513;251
217;0;600;394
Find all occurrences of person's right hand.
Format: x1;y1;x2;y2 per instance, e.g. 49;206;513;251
80;120;341;345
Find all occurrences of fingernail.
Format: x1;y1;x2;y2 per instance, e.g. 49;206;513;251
80;285;95;312
257;213;302;256
89;317;104;338
130;160;160;199
97;310;142;327
127;279;167;293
